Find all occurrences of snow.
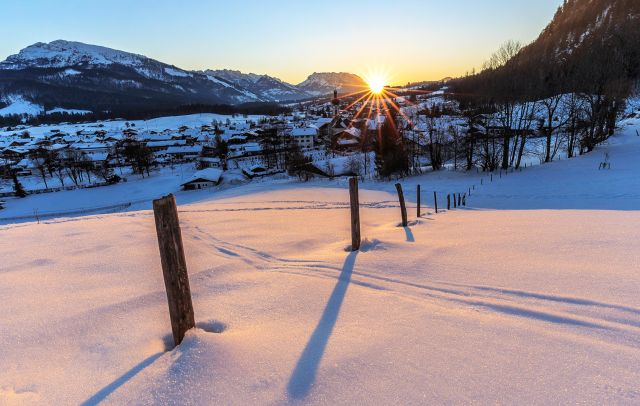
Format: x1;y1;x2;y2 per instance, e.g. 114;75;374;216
46;107;92;115
0;113;265;140
0;40;149;70
1;117;640;404
291;127;317;137
183;168;223;184
206;75;234;88
164;67;191;78
0;95;43;117
61;68;82;76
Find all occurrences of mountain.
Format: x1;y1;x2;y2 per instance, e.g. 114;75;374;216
518;0;640;93
452;0;640;100
0;41;371;118
0;40;269;116
203;69;311;101
297;72;368;96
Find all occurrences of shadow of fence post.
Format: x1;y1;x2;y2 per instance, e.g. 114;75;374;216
287;252;358;399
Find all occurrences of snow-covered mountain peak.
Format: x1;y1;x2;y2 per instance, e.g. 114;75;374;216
0;40;150;70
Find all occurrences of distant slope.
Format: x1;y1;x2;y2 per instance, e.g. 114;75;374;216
453;0;640;101
204;69;311;102
297;72;368;96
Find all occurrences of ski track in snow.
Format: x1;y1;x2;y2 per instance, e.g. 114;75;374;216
184;220;640;351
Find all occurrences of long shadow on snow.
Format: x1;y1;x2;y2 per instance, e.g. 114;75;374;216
286;251;358;400
403;226;415;242
80;352;164;405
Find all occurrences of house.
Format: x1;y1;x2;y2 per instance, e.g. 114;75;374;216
146;139;187;152
332;127;361;152
72;142;110;154
181;168;223;190
290;127;316;149
198;156;222;169
164;145;202;161
83;152;110;165
241;164;282;178
0;147;28;161
301;156;358;178
228;142;262;158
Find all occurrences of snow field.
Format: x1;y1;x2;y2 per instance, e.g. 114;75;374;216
0;117;639;404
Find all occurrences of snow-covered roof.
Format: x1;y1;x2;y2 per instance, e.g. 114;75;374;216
146;140;187;148
291;127;317;137
182;168;223;185
165;145;202;154
84;152;109;162
199;157;221;163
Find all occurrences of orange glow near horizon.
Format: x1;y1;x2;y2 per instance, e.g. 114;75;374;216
364;68;391;94
366;74;386;94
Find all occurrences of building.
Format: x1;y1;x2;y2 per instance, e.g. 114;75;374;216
290;127;316;150
181;168;223;190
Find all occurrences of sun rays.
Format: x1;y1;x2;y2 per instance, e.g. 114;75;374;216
327;68;444;136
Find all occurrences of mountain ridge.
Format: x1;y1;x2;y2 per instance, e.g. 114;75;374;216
0;40;368;117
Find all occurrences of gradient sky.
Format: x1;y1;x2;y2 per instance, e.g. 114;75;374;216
1;0;563;85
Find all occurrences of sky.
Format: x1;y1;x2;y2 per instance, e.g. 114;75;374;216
0;0;563;85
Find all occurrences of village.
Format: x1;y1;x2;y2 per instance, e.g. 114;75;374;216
0;84;604;215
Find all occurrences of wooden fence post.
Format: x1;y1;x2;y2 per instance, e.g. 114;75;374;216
416;184;421;218
453;193;457;208
447;194;450;210
153;194;195;347
349;177;361;251
457;193;461;207
395;183;408;227
433;191;438;214
462;194;466;206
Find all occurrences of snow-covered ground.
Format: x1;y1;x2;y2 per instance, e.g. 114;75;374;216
2;117;640;223
0;112;265;139
1;119;639;404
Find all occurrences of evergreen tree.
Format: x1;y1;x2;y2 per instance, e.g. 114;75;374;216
12;172;27;198
375;117;409;179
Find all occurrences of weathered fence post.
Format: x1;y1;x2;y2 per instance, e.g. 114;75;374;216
453;193;457;208
433;191;438;214
457;193;461;207
395;183;408;227
153;194;195;347
447;194;451;210
462;194;466;206
417;184;421;218
349;177;361;251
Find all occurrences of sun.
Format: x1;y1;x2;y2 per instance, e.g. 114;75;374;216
367;74;386;95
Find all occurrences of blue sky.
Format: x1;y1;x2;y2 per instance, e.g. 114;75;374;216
1;0;563;84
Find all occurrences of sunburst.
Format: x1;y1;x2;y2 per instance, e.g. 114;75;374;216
330;69;444;137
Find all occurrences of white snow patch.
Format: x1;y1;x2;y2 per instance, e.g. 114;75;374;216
164;67;191;78
0;95;43;117
46;107;92;115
